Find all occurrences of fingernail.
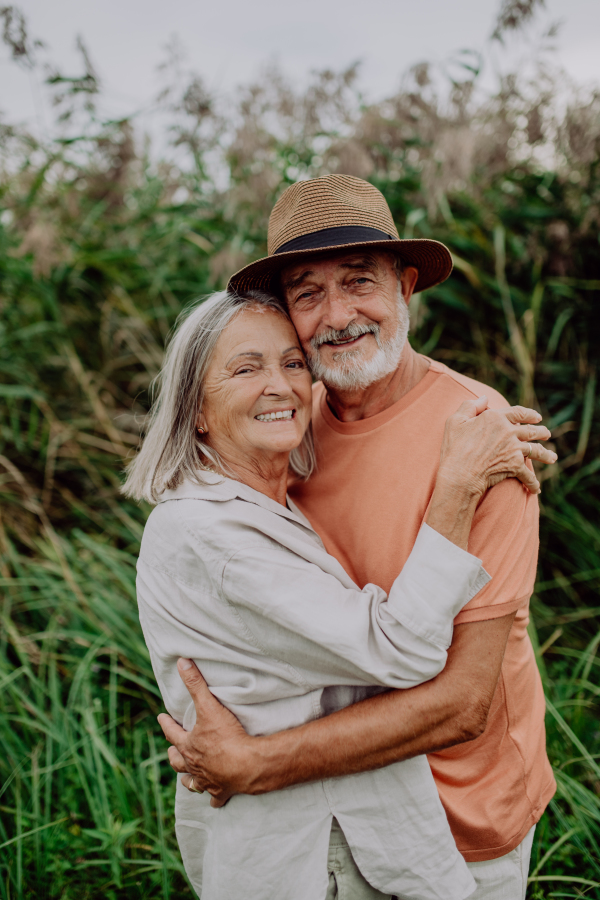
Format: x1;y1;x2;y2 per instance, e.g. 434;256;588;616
178;658;193;671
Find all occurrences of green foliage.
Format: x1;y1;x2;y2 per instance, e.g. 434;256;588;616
0;26;599;897
0;532;193;898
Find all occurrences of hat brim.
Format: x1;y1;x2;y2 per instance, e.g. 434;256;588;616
227;238;453;296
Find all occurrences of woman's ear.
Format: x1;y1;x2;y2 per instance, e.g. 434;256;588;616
196;412;208;435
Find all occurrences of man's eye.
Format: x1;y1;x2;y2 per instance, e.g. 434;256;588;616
355;277;370;284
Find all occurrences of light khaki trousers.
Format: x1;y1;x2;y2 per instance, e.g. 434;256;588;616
325;818;535;900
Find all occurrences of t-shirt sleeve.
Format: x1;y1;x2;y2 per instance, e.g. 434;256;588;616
453;475;539;624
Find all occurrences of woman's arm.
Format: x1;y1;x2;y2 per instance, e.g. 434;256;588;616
161;612;514;806
161;400;555;799
221;522;487;692
426;397;553;551
219;402;553;693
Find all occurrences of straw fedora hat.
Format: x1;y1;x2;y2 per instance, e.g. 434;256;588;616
228;174;453;296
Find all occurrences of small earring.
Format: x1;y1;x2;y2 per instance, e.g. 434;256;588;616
197;426;207;434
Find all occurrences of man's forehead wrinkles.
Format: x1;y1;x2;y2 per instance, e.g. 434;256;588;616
339;258;380;272
284;252;384;285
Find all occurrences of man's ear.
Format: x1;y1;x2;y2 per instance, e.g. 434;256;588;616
399;267;419;305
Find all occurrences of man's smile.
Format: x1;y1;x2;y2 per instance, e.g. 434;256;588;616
325;334;369;348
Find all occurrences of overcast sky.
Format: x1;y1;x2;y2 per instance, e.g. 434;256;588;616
2;0;599;141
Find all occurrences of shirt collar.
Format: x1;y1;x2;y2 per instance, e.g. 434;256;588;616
157;472;318;533
158;471;238;503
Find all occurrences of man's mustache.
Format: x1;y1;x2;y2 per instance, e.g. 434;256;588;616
310;322;380;351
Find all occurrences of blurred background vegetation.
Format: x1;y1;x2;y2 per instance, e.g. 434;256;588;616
1;0;599;896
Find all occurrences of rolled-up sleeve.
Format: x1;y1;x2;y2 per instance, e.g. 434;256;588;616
220;523;490;691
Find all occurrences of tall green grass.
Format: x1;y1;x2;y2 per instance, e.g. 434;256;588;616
0;529;195;898
1;5;600;894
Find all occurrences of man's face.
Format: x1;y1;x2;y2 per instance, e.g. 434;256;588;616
281;251;414;390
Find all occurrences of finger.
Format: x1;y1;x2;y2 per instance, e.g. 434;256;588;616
526;443;558;465
515;424;551;442
452;395;488;423
157;712;188;748
178;657;207;683
167;745;188;773
513;461;540;494
472;395;488;416
210;793;232;809
177;659;216;716
181;773;206;794
503;405;543;425
177;658;233;726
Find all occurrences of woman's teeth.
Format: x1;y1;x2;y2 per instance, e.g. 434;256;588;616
255;410;294;422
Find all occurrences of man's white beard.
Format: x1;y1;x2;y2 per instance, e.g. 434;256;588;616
306;287;410;391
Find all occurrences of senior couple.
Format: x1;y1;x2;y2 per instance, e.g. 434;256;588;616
125;175;557;900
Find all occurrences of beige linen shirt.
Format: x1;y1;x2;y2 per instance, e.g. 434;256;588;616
136;473;490;900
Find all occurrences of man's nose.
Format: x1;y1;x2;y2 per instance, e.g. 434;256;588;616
322;289;356;331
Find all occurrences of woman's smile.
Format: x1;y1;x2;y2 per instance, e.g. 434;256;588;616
255;408;296;422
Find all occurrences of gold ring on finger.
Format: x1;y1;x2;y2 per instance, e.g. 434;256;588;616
188;777;204;795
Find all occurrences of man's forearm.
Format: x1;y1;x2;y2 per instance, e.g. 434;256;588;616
241;666;477;794
236;614;515;795
243;678;467;793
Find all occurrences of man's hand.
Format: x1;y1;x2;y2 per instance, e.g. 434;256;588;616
157;614;515;800
157;658;252;808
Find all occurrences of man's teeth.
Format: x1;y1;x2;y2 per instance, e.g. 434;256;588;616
255;410;294;422
330;335;362;345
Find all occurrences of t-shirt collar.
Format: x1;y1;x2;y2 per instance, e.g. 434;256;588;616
318;359;443;435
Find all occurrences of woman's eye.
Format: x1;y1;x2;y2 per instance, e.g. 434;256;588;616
286;360;305;369
235;366;254;375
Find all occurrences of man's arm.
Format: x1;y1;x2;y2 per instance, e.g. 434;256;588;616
159;611;515;805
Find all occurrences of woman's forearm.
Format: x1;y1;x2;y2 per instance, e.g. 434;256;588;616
425;476;481;551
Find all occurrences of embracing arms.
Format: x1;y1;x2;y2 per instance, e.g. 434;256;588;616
159;401;553;803
162;611;515;804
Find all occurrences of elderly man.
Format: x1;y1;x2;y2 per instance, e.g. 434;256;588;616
159;175;556;899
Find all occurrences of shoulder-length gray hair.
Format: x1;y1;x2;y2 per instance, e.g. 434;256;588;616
122;290;316;504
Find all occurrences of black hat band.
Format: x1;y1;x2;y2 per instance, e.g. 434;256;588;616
274;225;394;255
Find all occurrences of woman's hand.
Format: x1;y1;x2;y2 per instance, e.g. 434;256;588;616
426;397;556;551
437;396;556;500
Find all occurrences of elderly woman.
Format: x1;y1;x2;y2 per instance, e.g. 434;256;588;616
123;290;553;900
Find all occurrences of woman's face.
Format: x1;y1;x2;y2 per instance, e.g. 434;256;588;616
200;307;312;467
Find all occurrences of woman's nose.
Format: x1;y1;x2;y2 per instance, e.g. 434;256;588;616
263;366;294;396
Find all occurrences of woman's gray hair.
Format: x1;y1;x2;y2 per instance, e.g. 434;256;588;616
122;290;316;504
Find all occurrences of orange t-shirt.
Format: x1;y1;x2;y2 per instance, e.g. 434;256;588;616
289;359;556;862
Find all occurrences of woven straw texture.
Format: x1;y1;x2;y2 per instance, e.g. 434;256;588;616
228;175;453;295
268;174;399;253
